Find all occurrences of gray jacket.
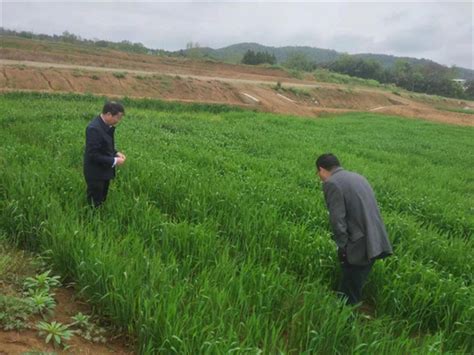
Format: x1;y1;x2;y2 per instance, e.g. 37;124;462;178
323;167;393;265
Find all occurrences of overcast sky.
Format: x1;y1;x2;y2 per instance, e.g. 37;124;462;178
1;1;473;69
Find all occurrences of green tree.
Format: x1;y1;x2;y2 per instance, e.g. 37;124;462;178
242;50;257;65
242;50;276;65
464;80;474;100
284;52;314;71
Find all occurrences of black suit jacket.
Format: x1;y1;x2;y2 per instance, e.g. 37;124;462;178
83;116;117;181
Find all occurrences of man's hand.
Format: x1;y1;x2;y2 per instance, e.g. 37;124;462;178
337;247;347;264
116;156;126;166
115;152;126;166
116;152;126;160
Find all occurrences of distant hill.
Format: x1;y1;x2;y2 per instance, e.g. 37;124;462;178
2;27;472;81
183;43;474;80
354;53;474;80
192;43;340;65
456;67;474;81
353;53;438;69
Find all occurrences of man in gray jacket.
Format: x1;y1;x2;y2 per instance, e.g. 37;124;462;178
316;153;392;305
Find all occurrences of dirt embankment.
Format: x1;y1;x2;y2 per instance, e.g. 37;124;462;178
0;44;296;83
1;38;473;126
0;64;398;110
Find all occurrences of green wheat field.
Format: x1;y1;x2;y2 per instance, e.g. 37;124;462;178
1;92;473;353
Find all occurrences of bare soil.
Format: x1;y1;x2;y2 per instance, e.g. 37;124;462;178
0;246;133;354
1;37;473;126
0;287;133;354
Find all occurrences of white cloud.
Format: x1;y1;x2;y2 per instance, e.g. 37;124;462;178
2;1;472;68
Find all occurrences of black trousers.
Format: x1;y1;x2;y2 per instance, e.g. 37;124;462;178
86;179;110;207
339;260;374;305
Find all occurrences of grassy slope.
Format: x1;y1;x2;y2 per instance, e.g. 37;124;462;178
0;92;473;353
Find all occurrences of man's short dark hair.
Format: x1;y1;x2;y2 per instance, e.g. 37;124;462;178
316;153;341;171
102;101;125;116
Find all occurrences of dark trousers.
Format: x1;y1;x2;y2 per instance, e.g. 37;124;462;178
339;260;374;305
86;179;110;207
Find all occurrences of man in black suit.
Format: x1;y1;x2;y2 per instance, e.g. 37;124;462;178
316;153;392;305
84;101;126;207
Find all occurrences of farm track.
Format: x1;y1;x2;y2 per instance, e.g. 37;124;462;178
1;59;473;126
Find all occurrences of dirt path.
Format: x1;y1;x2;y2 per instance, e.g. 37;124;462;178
0;59;415;94
0;59;329;89
1;59;473;126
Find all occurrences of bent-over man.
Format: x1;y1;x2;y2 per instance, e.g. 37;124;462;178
316;153;392;305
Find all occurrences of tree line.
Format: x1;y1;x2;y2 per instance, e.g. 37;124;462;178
325;55;471;99
1;28;171;56
281;52;473;100
241;50;276;65
241;50;473;100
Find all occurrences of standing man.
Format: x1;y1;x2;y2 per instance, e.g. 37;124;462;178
316;153;392;305
84;101;126;207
